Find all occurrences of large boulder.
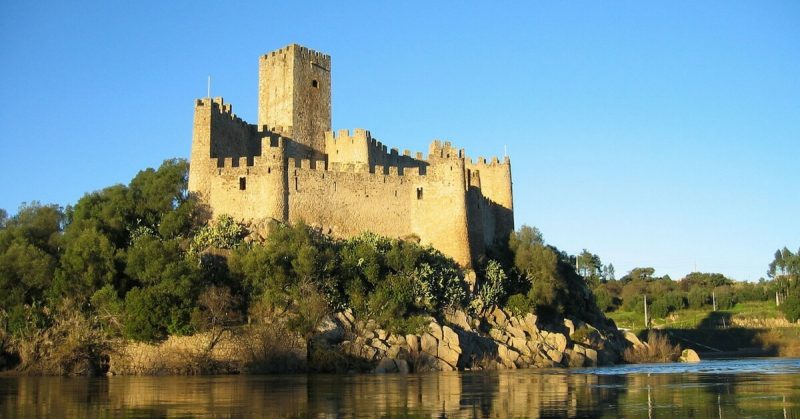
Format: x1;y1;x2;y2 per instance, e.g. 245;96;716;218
679;349;701;363
563;319;575;336
623;331;643;347
583;347;598;366
491;306;509;327
421;333;439;355
545;332;568;353
524;313;538;333
489;328;506;343
428;322;444;340
509;337;530;356
387;345;402;358
546;349;564;364
442;326;460;348
406;334;420;352
445;309;472;331
438;342;461;366
564;349;586;367
334;311;354;331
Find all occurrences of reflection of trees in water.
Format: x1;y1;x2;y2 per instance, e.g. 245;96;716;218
618;373;800;417
2;371;800;417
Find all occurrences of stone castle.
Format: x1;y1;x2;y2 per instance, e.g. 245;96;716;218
188;44;513;266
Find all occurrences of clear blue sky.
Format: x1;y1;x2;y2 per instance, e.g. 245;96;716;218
1;1;798;281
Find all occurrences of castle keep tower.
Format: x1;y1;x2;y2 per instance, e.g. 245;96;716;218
258;44;331;157
189;44;513;267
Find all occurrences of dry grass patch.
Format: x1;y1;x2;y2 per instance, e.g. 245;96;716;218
623;331;681;363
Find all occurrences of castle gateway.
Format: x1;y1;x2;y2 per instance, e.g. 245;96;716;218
188;44;513;266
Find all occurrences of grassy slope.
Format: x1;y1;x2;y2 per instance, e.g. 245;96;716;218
607;301;800;356
606;301;783;330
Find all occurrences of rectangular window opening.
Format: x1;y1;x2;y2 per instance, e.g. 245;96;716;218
416;187;423;200
239;177;247;190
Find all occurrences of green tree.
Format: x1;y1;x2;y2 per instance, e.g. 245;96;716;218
713;286;737;310
781;294;800;323
687;287;710;309
680;272;731;290
67;185;134;248
54;228;117;298
507;225;606;323
576;249;603;286
621;267;656;283
128;159;197;237
90;285;124;334
123;286;171;341
603;263;616;282
592;286;615;312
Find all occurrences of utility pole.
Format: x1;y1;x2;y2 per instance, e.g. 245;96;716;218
644;294;649;329
712;291;717;311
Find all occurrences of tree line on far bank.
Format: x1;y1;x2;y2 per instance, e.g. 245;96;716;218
589;258;799;322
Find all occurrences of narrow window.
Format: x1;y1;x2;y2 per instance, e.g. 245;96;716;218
295;177;299;191
416;187;423;200
268;167;271;174
312;79;318;88
239;177;246;190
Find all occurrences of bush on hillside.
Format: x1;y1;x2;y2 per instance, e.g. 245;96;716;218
781;294;800;323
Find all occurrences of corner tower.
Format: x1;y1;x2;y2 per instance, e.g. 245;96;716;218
258;44;331;157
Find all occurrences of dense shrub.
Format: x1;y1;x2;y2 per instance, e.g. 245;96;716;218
713;286;737;310
780;294;800;323
505;293;533;316
649;292;685;319
623;331;681;363
592;287;616;312
475;260;507;312
687;287;710;309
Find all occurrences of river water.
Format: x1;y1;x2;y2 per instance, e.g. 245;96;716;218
2;358;799;417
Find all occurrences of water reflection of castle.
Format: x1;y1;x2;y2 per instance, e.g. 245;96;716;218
7;370;798;417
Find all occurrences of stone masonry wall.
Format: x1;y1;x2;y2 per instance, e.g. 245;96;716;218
189;44;513;267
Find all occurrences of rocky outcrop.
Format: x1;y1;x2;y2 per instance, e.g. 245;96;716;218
328;307;625;373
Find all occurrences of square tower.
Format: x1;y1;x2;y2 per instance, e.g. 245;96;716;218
258;44;331;156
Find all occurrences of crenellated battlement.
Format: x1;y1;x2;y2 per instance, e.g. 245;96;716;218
261;44;331;68
325;128;372;144
195;97;253;131
429;140;465;160
287;157;327;171
466;155;511;168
